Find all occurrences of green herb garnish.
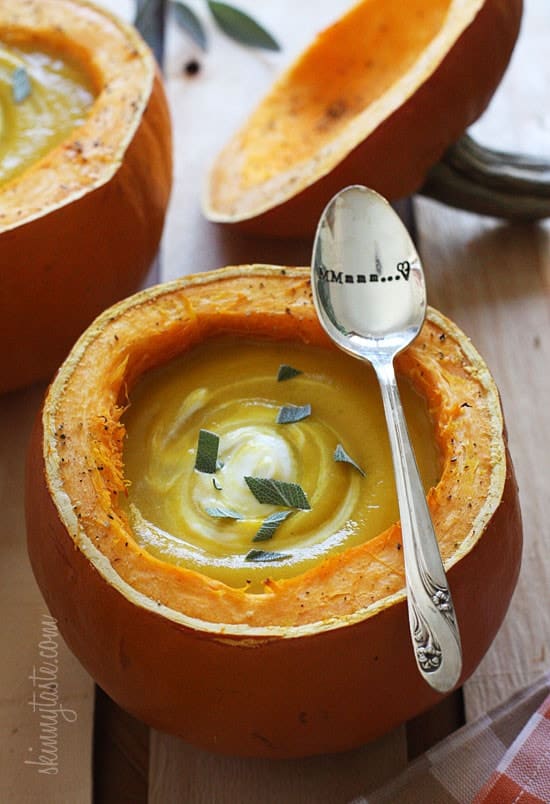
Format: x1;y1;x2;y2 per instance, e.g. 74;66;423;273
245;549;291;563
333;444;366;476
276;403;311;424
208;2;280;51
194;429;220;473
172;1;208;49
245;476;310;510
252;510;293;542
277;364;302;382
12;67;31;104
204;505;242;519
135;0;165;58
168;0;279;52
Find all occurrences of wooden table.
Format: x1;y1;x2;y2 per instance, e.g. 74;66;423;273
2;1;549;801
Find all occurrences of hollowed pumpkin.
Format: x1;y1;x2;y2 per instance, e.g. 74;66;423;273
25;266;522;758
204;0;522;236
0;0;172;393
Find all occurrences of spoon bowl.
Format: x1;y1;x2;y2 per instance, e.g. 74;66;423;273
313;186;426;361
312;185;462;693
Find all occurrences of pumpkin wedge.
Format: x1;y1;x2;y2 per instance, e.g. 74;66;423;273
204;0;522;236
26;266;522;758
0;0;172;393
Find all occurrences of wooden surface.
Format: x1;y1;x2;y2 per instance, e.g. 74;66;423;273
0;384;95;804
2;1;549;802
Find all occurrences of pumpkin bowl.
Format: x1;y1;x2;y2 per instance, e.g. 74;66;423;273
25;265;522;758
203;0;522;236
0;0;172;393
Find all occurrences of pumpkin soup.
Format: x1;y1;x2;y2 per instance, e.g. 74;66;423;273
0;43;94;186
122;337;440;588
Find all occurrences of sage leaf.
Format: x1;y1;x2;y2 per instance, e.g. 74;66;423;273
12;67;31;104
134;0;165;59
277;364;302;382
171;1;208;49
207;2;280;51
204;505;242;519
194;429;220;473
276;403;311;424
334;443;366;476
245;549;291;563
245;476;310;510
252;510;293;542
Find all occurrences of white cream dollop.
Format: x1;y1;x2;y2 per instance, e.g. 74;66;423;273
193;425;296;519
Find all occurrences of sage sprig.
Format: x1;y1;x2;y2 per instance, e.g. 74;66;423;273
194;429;220;473
168;0;279;52
276;403;311;424
245;549;291;563
172;2;207;49
207;2;280;50
252;510;293;542
204;505;242;519
12;67;31;104
333;443;366;476
245;476;310;510
277;364;302;382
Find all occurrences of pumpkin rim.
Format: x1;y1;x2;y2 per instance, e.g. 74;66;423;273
0;0;155;231
40;265;507;639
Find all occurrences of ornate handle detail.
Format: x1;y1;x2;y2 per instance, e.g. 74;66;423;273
410;571;460;676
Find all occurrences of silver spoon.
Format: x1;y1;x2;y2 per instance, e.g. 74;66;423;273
311;185;462;693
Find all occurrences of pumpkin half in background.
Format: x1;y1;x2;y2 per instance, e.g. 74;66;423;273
0;0;172;393
204;0;523;236
26;266;522;758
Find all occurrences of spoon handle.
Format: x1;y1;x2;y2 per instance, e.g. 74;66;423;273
374;358;462;693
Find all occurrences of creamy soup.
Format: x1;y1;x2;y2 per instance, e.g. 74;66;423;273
0;43;94;186
122;337;440;589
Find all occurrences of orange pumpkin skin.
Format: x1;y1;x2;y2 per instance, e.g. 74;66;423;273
204;0;522;237
0;0;172;393
26;267;522;758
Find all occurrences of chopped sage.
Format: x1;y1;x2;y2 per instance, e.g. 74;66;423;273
207;1;280;51
277;364;302;382
194;429;220;473
252;510;293;542
276;403;311;424
204;505;242;520
12;67;31;104
245;549;291;563
333;443;366;476
245;476;310;510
